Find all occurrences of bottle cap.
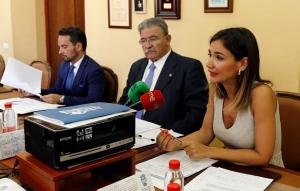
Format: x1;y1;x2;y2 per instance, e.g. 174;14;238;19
167;183;180;191
169;159;180;170
4;102;12;108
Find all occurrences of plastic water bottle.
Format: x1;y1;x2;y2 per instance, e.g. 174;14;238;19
2;102;16;133
164;159;184;191
167;182;181;191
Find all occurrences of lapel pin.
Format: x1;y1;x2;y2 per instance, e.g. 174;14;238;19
169;73;172;78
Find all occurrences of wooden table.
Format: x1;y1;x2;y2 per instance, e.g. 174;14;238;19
0;91;137;190
1;91;300;190
0;90;21;100
135;145;300;191
16;150;136;191
2;145;300;191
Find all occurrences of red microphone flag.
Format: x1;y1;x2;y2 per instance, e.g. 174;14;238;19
140;90;164;111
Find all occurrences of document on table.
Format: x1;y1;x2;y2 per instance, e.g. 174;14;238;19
0;178;25;191
185;166;273;191
136;150;217;189
0;97;61;114
136;118;161;134
134;118;183;149
33;110;136;129
98;172;155;191
0;57;42;96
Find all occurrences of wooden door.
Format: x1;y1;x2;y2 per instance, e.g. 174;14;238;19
45;0;85;85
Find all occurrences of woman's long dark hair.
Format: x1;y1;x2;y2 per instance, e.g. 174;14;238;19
210;27;271;110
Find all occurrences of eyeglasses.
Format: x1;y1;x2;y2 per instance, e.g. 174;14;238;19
138;36;161;46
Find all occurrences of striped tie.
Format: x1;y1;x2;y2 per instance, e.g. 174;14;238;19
136;63;156;119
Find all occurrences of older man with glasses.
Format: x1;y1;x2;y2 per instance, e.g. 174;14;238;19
119;17;208;135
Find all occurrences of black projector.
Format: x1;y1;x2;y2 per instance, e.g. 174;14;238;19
24;112;135;169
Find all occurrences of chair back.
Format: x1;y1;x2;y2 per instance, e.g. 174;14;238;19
102;66;118;103
0;55;5;83
277;91;300;171
30;60;51;89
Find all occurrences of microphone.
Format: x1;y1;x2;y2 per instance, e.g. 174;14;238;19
125;81;150;105
129;90;164;111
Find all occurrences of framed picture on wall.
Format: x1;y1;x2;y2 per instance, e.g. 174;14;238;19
204;0;233;13
133;0;146;13
155;0;180;19
108;0;132;29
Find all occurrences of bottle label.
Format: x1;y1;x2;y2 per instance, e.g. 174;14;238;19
2;126;16;133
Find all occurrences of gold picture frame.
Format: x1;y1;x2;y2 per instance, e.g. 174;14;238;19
204;0;233;13
108;0;132;29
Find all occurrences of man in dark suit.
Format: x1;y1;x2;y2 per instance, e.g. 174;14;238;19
41;27;105;106
119;18;208;135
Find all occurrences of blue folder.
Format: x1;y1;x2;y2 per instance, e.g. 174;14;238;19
34;102;130;124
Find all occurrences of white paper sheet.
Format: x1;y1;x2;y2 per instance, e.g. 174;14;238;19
134;119;183;149
136;150;217;189
185;166;273;191
1;57;42;96
136;118;161;134
0;97;61;114
0;178;25;191
98;172;155;191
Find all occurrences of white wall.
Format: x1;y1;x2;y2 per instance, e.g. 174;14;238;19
0;0;14;62
85;0;300;99
1;0;299;97
0;0;46;64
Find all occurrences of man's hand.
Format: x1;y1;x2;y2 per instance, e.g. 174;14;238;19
18;89;34;97
40;94;62;104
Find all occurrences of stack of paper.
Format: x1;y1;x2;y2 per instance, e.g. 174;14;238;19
185;166;273;191
136;150;217;189
0;129;25;160
0;178;25;191
0;97;61;114
98;172;155;191
134;118;183;149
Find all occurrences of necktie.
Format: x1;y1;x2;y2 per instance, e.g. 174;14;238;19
136;63;156;119
144;63;156;88
65;64;75;92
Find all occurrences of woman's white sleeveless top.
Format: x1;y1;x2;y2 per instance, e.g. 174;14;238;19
213;96;284;167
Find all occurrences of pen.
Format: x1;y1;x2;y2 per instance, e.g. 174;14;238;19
136;134;155;142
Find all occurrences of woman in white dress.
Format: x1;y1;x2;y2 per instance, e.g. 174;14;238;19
157;27;284;167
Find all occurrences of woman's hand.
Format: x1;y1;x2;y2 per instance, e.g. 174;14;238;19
184;141;210;160
156;129;182;151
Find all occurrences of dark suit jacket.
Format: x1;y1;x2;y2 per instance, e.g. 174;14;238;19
119;51;208;135
41;55;106;106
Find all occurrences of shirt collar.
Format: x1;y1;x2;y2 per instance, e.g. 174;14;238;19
71;54;85;69
147;49;171;69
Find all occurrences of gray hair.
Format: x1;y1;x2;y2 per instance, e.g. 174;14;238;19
137;17;169;36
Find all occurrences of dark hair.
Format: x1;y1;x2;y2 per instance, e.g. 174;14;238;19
59;26;87;51
138;17;168;36
210;27;271;110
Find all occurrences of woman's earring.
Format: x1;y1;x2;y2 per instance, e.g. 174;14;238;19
238;69;241;76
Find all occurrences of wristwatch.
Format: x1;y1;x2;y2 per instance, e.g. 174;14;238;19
59;96;65;103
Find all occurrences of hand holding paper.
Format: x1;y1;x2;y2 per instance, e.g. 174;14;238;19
1;57;42;96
